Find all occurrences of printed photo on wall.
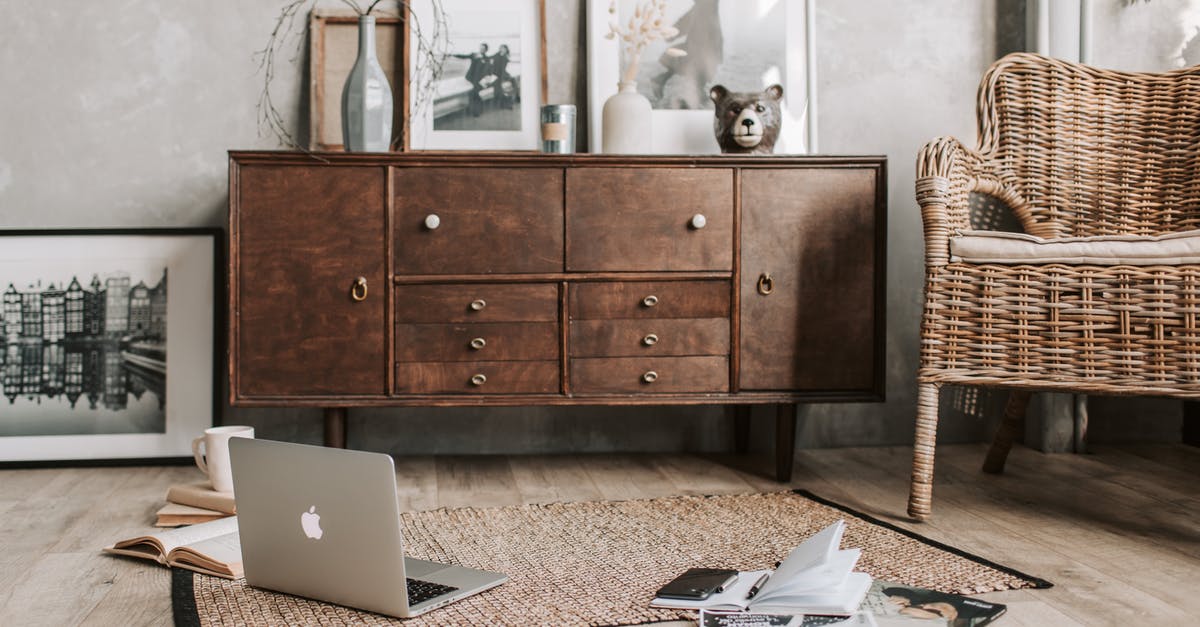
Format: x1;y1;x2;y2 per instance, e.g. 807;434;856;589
407;0;546;149
0;230;219;465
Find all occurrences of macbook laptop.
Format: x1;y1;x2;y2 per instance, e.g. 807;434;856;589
229;438;507;618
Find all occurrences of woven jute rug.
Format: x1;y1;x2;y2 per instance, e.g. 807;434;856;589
172;490;1050;627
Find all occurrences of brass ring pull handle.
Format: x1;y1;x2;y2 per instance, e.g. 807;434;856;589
470;337;487;350
470;299;487;311
350;277;368;302
757;273;774;296
642;333;659;346
470;373;487;386
424;214;441;230
642;295;659;307
642;371;659;383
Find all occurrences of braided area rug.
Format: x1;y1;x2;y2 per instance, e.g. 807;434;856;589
172;490;1049;626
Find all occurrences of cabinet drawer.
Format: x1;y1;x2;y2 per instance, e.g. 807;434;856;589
396;322;558;362
396;283;558;323
394;167;563;274
566;168;732;271
571;356;729;394
570;281;729;320
570;318;729;357
395;361;559;394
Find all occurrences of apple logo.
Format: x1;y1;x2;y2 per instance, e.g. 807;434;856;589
300;505;323;540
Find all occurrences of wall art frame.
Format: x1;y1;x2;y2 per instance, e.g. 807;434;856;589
585;0;818;155
405;0;548;150
0;228;222;467
308;9;408;152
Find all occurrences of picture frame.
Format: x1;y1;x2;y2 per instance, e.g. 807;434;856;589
405;0;548;150
586;0;817;155
0;229;221;466
308;9;407;151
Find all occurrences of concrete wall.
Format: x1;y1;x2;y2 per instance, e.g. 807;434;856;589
0;1;1188;455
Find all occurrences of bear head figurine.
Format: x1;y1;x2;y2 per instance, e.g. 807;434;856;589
710;84;784;154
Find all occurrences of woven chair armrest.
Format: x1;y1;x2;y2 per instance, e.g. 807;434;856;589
915;136;1032;266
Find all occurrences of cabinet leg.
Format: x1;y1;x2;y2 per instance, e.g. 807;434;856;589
731;405;752;454
1185;401;1200;447
324;408;348;449
775;404;797;482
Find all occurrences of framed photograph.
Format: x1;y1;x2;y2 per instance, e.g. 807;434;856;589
0;229;220;465
406;0;547;150
308;10;406;151
586;0;815;154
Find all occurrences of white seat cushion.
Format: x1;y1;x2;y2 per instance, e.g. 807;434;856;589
949;229;1200;265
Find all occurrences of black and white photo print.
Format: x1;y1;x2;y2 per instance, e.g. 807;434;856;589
435;10;524;132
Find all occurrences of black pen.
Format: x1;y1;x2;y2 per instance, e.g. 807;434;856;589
745;572;771;599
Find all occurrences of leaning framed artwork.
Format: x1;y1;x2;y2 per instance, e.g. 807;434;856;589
586;0;816;154
405;0;547;150
0;229;221;466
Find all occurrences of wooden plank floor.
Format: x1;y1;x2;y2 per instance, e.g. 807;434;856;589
1;443;1198;626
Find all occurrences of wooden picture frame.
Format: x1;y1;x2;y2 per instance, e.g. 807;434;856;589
404;0;548;150
308;10;407;151
0;229;222;466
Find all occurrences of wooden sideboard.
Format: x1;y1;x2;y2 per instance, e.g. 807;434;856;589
228;152;886;480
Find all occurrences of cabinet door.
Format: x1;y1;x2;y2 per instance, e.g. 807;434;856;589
234;164;387;397
739;167;882;393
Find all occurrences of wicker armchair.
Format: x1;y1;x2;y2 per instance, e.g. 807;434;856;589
909;53;1200;520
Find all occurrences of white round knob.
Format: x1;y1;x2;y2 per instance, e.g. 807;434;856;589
424;214;441;230
690;214;707;229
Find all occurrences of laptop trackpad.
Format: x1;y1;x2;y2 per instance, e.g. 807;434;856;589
404;557;449;578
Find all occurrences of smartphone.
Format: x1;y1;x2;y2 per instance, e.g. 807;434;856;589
655;568;740;600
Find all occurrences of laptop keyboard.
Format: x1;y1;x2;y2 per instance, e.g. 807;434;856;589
407;578;459;605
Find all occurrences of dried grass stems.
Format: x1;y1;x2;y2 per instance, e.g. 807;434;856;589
605;0;685;85
255;0;449;151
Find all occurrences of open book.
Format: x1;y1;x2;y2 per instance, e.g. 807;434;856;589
652;520;872;615
104;516;242;579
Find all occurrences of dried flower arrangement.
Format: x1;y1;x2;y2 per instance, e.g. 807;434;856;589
256;0;449;150
605;0;686;85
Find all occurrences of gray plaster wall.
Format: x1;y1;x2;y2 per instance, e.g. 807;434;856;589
0;1;1188;455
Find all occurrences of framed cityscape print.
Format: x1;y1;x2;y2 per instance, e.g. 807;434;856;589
405;0;547;150
0;229;220;465
586;0;815;154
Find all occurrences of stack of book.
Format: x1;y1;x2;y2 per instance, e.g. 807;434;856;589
155;482;236;527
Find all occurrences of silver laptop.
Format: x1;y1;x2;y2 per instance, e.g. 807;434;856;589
229;438;506;618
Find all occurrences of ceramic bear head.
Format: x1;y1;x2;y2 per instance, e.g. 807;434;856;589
709;84;784;154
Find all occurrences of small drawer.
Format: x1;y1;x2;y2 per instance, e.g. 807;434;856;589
571;356;729;394
396;322;558;362
570;281;729;320
566;168;732;271
396;283;558;323
394;168;563;274
395;361;559;394
570;318;729;357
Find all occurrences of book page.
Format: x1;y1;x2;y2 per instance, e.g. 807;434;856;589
170;532;243;579
757;549;861;602
143;516;239;554
759;520;844;598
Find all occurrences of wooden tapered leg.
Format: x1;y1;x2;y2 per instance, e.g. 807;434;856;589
324;407;347;448
732;405;752;454
982;390;1032;474
775;404;797;482
908;383;941;521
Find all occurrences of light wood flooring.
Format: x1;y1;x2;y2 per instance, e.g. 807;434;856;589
1;443;1198;626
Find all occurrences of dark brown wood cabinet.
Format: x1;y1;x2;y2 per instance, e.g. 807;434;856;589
229;153;885;479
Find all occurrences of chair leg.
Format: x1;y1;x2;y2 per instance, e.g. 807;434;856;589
908;382;941;521
982;390;1032;474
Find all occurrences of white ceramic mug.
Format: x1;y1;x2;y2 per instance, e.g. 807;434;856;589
191;426;255;493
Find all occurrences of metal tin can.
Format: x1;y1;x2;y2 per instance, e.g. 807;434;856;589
540;104;577;153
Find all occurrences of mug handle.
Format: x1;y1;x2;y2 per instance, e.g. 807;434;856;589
192;436;208;476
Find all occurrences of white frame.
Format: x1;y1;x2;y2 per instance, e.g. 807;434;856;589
0;230;217;464
408;0;543;150
586;0;817;154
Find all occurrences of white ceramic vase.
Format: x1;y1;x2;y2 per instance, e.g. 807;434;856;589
341;15;393;152
601;81;652;154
